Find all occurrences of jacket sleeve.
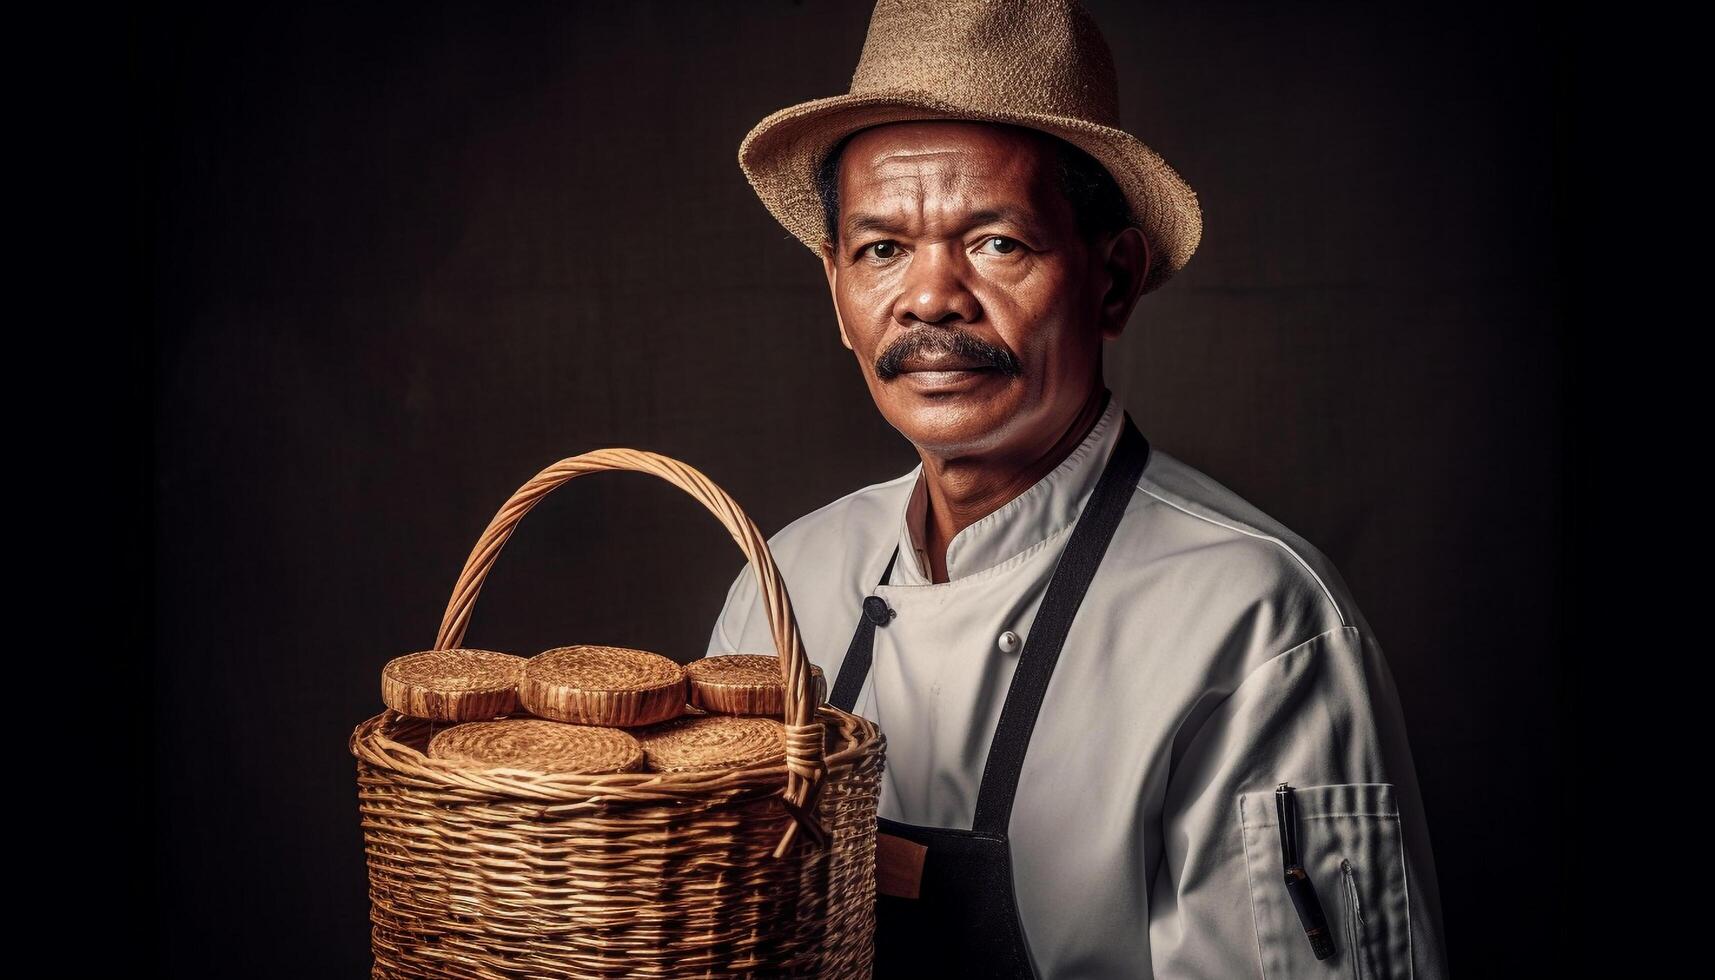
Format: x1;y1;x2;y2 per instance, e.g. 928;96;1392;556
1147;625;1449;980
704;560;760;657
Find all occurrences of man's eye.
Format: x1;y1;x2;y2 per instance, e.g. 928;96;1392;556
863;241;900;260
979;236;1021;255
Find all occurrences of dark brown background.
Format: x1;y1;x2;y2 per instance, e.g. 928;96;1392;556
138;1;1573;975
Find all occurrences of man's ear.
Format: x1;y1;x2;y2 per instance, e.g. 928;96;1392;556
1097;226;1151;342
822;240;854;351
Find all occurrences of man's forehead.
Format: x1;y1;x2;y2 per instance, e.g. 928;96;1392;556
843;121;1050;182
837;122;1059;221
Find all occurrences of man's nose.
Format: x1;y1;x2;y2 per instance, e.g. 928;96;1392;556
891;245;981;326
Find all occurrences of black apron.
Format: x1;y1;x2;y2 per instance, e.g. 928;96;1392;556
829;411;1151;979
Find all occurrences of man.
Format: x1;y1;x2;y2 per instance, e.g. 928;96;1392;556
707;1;1449;977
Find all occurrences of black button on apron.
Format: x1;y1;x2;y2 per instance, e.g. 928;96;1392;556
830;411;1151;979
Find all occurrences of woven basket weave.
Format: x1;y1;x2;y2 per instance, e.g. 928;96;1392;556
349;447;885;978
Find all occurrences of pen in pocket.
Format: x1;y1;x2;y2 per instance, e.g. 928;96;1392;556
1276;781;1335;960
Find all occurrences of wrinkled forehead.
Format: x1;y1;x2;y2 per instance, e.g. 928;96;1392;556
836;121;1065;233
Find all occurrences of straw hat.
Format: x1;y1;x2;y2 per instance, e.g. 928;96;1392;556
738;0;1201;295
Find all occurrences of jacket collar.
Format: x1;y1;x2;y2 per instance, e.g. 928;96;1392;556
890;389;1126;585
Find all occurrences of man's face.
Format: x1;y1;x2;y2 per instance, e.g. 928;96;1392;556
820;120;1143;459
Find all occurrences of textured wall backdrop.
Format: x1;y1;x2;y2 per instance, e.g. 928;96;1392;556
141;1;1568;975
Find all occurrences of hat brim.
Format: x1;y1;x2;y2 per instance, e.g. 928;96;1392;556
738;90;1202;295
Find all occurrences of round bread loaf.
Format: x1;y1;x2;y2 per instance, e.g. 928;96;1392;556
520;645;687;727
381;648;527;721
427;718;644;774
634;714;788;773
685;654;827;715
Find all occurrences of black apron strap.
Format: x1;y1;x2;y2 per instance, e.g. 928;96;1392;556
829;545;899;713
971;414;1149;835
829;411;1152;836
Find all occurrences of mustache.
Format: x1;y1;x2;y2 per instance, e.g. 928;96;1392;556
874;328;1022;381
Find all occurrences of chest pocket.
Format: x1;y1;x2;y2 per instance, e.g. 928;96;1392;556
1238;783;1411;980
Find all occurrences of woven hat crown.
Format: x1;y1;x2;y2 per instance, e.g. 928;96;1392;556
849;0;1120;126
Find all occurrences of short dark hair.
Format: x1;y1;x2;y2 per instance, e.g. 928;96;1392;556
814;123;1134;247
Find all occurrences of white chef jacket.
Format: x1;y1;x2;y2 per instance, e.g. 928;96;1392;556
706;393;1450;980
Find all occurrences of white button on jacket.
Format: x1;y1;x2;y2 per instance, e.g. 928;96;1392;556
706;394;1450;979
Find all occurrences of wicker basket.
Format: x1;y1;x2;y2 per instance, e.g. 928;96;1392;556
349;448;886;978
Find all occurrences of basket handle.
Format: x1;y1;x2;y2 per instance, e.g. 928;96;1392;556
433;447;828;858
